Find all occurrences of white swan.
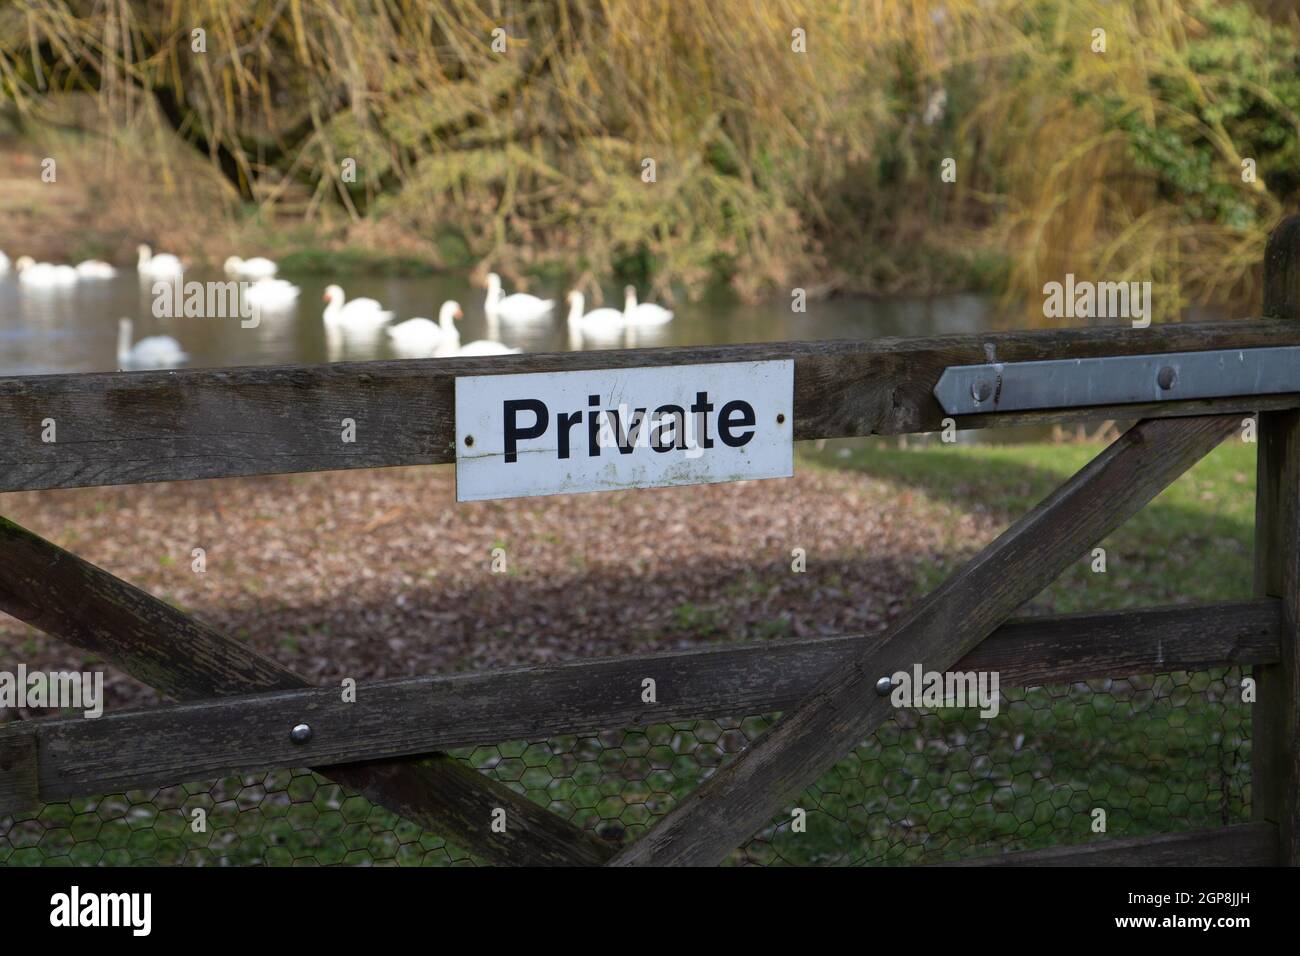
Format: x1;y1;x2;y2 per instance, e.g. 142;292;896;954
567;290;626;335
245;278;300;310
322;284;393;329
137;244;183;278
76;260;118;279
388;301;459;351
623;286;674;326
224;255;278;280
117;318;188;369
454;339;521;356
485;272;554;323
15;256;78;286
433;306;521;357
0;250;10;274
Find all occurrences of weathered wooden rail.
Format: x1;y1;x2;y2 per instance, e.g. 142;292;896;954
2;218;1300;867
4;321;1300;493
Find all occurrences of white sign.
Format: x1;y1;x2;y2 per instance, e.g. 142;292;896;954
455;360;794;501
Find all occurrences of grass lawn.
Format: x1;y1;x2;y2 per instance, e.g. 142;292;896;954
0;435;1260;866
807;433;1258;612
764;435;1258;864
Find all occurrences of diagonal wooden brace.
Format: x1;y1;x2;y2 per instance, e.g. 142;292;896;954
610;414;1242;865
0;516;613;865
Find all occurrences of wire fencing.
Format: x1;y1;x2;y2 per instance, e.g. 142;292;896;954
0;667;1249;866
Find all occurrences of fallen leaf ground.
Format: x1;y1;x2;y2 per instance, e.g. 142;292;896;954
0;450;988;714
0;436;1257;718
0;437;1261;865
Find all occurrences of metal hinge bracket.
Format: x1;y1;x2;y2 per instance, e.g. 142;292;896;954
934;346;1300;415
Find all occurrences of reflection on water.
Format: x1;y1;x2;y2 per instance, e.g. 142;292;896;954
0;269;1002;376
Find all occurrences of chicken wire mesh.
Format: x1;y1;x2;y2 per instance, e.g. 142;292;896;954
0;667;1250;866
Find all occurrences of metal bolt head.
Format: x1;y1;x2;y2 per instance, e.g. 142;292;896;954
290;722;312;745
1157;366;1177;391
874;676;894;697
971;380;993;403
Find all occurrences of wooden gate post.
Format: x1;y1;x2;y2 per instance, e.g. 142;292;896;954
1254;214;1300;865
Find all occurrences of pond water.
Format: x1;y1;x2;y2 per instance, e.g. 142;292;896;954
0;269;1006;377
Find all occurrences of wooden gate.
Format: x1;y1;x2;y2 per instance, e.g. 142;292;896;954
2;220;1299;866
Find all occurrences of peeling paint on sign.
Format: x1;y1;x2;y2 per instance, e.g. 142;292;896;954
455;361;794;501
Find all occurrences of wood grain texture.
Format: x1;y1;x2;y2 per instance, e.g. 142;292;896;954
0;515;613;865
1;320;1298;492
0;725;37;817
1251;214;1300;867
938;823;1276;867
6;599;1279;803
1264;215;1300;322
608;414;1241;866
1251;410;1300;868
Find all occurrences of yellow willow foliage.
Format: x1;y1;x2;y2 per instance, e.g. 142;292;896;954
949;0;1288;322
1;0;1295;311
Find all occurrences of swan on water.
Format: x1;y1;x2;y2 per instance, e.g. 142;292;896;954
137;244;183;279
434;303;521;356
224;256;278;280
15;256;78;286
485;272;554;323
622;285;674;326
322;284;394;329
566;290;626;335
76;260;118;279
245;278;300;310
117;318;188;369
387;300;460;351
